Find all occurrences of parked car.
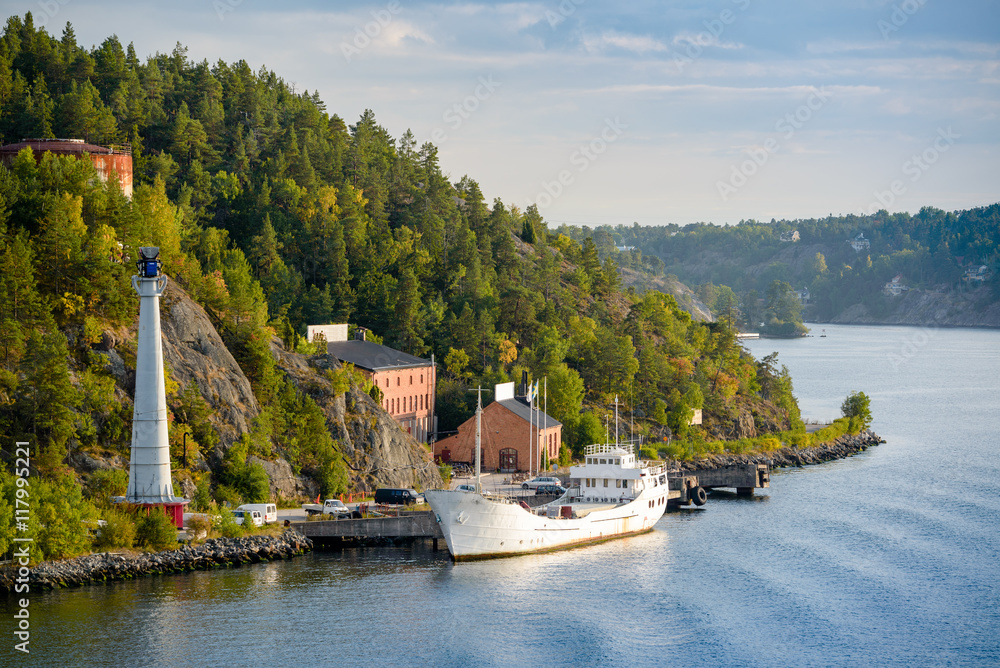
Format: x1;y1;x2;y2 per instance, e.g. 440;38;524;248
374;488;422;506
535;484;567;496
232;509;263;527
455;484;477;493
521;476;562;490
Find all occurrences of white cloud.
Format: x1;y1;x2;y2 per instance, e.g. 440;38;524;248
583;30;669;55
672;31;744;51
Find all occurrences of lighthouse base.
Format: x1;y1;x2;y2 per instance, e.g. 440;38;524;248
115;500;189;529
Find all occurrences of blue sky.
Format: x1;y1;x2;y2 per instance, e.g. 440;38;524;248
30;0;1000;225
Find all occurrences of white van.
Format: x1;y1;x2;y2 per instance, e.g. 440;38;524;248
236;503;277;524
232;509;263;527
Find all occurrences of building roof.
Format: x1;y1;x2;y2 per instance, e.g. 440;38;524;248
325;339;432;371
496;397;562;428
0;138;122;155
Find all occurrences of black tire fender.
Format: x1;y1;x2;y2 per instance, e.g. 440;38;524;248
691;486;707;506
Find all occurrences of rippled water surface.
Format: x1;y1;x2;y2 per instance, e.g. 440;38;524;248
8;324;1000;667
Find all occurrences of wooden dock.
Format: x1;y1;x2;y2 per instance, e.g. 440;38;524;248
292;511;444;546
689;463;769;496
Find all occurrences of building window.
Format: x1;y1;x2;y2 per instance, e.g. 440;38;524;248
410;375;413;384
421;374;424;383
397;377;400;386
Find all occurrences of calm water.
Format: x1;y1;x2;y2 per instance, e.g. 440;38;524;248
7;324;1000;667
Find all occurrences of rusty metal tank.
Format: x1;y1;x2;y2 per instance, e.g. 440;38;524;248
0;138;133;198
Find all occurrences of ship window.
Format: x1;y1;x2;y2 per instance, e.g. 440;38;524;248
600;459;606;464
603;479;608;487
614;458;620;465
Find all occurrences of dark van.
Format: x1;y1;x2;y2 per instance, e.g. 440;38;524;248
374;488;421;505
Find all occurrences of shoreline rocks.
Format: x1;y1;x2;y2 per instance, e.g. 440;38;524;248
1;529;312;595
676;429;886;472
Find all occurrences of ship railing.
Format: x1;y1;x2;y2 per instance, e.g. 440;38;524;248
583;440;643;457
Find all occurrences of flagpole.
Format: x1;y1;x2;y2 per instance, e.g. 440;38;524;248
543;377;548;471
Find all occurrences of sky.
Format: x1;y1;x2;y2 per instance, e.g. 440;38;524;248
22;0;1000;226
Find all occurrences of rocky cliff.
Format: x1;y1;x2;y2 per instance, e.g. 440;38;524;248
271;343;441;492
87;277;440;499
826;285;1000;328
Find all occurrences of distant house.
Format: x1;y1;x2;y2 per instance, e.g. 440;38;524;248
780;230;800;243
883;275;909;296
963;265;991;283
848;233;871;252
616;245;636;252
433;382;561;473
322;327;436;443
793;287;811;304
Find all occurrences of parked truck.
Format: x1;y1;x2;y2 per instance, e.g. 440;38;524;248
302;499;353;517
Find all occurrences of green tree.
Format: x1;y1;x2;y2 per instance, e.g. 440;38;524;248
840;391;872;431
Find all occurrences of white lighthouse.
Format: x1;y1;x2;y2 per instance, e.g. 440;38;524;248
125;247;186;525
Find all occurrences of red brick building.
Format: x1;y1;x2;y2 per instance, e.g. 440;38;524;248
326;333;436;443
434;382;562;473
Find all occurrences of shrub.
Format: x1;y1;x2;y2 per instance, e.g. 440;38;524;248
213;484;243;508
135;509;178;551
438;463;452;486
192;476;212;511
85;469;129;505
215;507;245;538
94;508;136;550
186;514;212;542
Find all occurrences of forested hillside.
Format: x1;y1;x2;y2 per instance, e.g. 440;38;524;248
0;14;810;560
586;205;1000;328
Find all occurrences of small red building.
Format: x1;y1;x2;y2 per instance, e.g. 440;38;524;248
326;331;436;443
434;382;562;473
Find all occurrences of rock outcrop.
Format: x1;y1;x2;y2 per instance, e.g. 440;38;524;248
271;343;442;492
826;285;1000;328
159;282;261;454
85;275;440;498
0;530;312;593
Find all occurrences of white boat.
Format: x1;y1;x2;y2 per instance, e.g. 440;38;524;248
425;442;670;560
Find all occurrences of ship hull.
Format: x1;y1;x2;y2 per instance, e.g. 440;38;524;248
425;490;667;560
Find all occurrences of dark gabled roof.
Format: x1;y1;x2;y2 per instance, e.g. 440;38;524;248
496;397;562;428
326;340;432;371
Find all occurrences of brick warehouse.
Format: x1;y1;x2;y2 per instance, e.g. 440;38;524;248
434;382;561;473
322;328;436;443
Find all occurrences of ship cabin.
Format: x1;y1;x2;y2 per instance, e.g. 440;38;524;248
569;443;667;504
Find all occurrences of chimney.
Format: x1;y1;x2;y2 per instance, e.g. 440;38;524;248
355;327;367;341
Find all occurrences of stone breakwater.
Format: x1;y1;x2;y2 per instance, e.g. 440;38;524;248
676;429;886;472
1;529;312;594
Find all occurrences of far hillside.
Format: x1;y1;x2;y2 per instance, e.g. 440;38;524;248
559;206;1000;330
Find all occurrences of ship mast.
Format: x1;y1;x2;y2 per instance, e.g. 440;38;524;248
470;385;489;493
